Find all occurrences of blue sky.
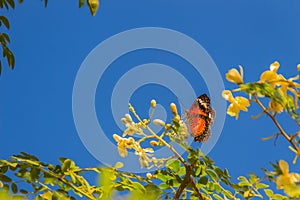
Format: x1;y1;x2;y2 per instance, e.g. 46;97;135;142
1;0;300;192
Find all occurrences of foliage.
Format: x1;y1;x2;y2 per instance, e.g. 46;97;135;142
2;61;300;199
0;0;100;75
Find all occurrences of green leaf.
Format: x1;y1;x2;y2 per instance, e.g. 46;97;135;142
43;173;56;186
132;182;145;193
214;183;221;193
178;167;186;176
222;189;234;198
215;167;224;178
256;183;268;189
206;169;219;182
20;189;28;194
195;166;201;176
30;167;40;181
0;165;8;173
11;182;18;194
264;189;274;197
88;0;99;16
198;176;208;185
0;16;9;29
6;0;15;9
0;174;12;182
224;168;230;177
79;0;85;8
237;176;250;186
166;159;180;172
158;183;169;190
213;194;223;200
20;152;39;161
62;159;75;173
59;157;68;164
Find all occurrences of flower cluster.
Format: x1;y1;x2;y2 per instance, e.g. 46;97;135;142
113;100;187;169
223;61;300;119
113;134;155;168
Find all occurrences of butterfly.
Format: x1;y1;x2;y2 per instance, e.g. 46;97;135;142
186;94;215;142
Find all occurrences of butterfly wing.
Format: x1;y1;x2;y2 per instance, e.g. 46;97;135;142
187;94;215;142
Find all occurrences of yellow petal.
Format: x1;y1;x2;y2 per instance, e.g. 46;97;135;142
279;160;289;175
297;64;300;73
222;90;235;103
260;71;279;83
226;68;243;84
227;103;240;119
236;96;250;107
113;134;122;142
270;61;280;72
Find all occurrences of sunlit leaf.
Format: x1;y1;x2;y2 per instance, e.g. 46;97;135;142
79;0;85;8
166;159;180;172
0;16;9;29
206;169;219;182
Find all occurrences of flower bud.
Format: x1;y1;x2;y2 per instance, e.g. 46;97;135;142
146;173;152;179
150;99;156;108
125;114;132;123
150;140;159;146
170;103;178;116
298;64;300;73
121;118;127;124
153;119;165;126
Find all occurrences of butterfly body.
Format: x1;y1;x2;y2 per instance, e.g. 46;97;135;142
186;94;215;142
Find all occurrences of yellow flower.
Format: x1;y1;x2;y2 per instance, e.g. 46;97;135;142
113;134;128;157
260;61;282;86
226;65;244;85
113;134;138;157
222;90;250;119
278;75;300;109
276;160;300;197
297;64;300;73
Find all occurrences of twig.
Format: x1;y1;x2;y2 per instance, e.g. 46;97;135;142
191;179;204;200
254;94;298;150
